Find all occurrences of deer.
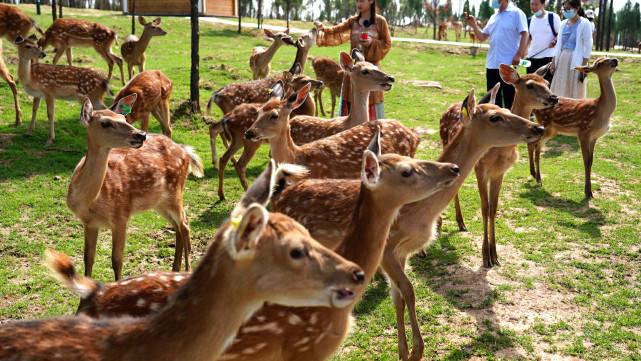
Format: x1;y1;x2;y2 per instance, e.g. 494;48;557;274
113;70;173;137
244;81;419;179
14;35;111;146
120;16;167;81
529;57;618;200
288;27;317;74
438;21;449;41
212;74;323;200
261;90;545;361
45;130;461;361
440;64;558;267
0;4;44;41
1;161;366;361
0;40;21;125
308;55;343;117
67;96;204;280
249;28;295;80
37;18;126;85
452;20;464;41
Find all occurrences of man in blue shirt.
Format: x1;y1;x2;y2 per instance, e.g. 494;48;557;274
467;0;528;109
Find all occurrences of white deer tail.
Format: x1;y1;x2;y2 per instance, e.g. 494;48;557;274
181;145;204;178
45;250;99;299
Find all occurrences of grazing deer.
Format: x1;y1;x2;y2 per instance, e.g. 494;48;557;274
250;28;295;80
121;16;167;80
37;18;125;85
47;131;461;361
288;27;317;74
67;96;204;280
14;35;111;146
0;4;44;41
290;49;395;145
212;74;322;200
2;161;365;361
0;40;21;125
244;82;419;179
440;65;558;268
113;70;173;137
308;55;343;117
263;90;545;361
530;57;618;200
438;22;449;41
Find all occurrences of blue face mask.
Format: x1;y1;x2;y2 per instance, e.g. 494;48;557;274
563;9;575;19
533;9;543;17
492;0;500;9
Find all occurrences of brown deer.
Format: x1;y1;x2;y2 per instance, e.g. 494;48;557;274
529;57;618;200
249;28;295;80
67;96;204;280
440;64;558;267
308;55;343;117
244;82;419;179
212;74;323;200
0;4;44;41
120;16;167;81
288;27;317;74
46;131;461;361
37;18;125;85
452;20;464;41
263;90;545;361
2;161;365;361
0;40;21;125
113;70;173;137
14;35;111;146
438;21;449;41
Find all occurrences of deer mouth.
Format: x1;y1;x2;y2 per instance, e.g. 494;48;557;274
522;135;542;143
130;140;144;148
381;83;393;91
282;37;296;46
330;287;355;308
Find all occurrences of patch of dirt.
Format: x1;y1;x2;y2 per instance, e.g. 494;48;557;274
402;80;443;89
209;63;242;80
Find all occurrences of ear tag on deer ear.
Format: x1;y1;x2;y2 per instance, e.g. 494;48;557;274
120;103;132;116
461;107;468;117
230;216;241;230
268;88;273;94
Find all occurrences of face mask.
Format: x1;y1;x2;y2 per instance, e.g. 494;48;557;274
533;9;543;16
492;0;500;9
563;9;575;19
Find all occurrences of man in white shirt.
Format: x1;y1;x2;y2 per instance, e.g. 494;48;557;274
467;0;528;109
526;0;561;82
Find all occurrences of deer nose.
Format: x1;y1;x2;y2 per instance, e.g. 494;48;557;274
387;75;395;83
450;165;460;175
245;130;255;140
549;95;559;104
134;132;147;141
353;270;365;284
534;126;544;135
612;58;619;66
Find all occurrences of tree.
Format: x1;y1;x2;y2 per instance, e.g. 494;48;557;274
190;0;200;113
52;0;56;21
424;0;441;39
515;0;531;17
477;0;494;22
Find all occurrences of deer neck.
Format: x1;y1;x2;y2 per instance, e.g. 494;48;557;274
262;40;284;64
268;116;299;163
510;93;535;119
596;73;616;115
16;54;33;86
135;30;154;53
345;80;370;128
290;45;309;72
67;140;111;213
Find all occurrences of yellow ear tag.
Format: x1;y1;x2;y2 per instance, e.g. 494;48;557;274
268;88;273;94
230;216;241;230
461;107;468;117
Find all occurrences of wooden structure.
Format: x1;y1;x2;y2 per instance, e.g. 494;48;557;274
122;0;237;17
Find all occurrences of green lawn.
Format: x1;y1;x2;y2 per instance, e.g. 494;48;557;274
1;5;640;360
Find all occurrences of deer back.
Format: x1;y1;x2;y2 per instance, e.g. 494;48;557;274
40;18;116;49
114;70;173;121
0;4;38;40
29;63;109;99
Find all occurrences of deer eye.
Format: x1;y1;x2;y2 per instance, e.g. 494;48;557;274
270;113;278;119
101;121;112;128
402;168;413;177
526;83;534;89
489;115;501;123
290;248;306;259
361;70;369;75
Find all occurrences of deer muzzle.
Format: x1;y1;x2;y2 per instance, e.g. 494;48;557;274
244;129;256;140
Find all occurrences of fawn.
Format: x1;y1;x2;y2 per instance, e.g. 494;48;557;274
530;57;618;200
309;55;344;117
2;161;364;361
67;96;203;280
121;16;167;80
249;28;295;80
287;27;317;74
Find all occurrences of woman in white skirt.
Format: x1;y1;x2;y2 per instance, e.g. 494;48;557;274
549;0;592;99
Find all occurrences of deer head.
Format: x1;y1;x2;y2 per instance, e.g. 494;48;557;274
499;64;558;109
14;35;45;59
264;28;295;46
575;57;618;78
290;73;323;93
80;94;146;149
296;27;317;50
340;50;395;93
138;16;167;36
459;89;545;146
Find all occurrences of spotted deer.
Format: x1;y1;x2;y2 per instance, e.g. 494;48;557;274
121;16;167;81
212;74;323;201
1;161;365;361
46;131;461;361
0;40;21;125
0;4;44;41
244;82;419;179
530;57;618;200
290;49;395;145
440;64;558;267
37;18;125;85
438;22;449;41
265;90;545;361
288;27;317;74
14;35;111;146
113;70;173;137
308;55;343;117
452;20;464;41
67;96;204;280
250;28;295;80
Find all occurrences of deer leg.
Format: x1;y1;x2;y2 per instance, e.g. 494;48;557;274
157;206;191;272
111;221;128;281
534;141;543;186
137;111;151;133
488;174;505;267
476;171;492;268
217;137;244;201
83;226;99;277
234;140;260;191
139;54;145;73
113;55;125;86
330;91;337;118
44;95;55;146
527;142;537;180
97;48;114;83
127;62;133;81
152;105;172;138
454;192;467;231
579;135;597;200
65;47;73;66
27;97;41;136
1;66;22;125
209;124;220;169
51;46;66;65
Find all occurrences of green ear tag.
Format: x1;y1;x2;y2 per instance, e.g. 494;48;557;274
120;103;132;116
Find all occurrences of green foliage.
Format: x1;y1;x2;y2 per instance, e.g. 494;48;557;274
615;0;641;49
478;0;495;22
515;0;532;17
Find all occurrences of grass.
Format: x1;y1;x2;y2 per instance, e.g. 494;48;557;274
2;4;641;360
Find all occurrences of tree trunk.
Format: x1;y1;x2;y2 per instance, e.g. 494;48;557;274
286;0;290;29
131;0;136;34
58;1;62;18
238;0;242;34
52;0;57;20
257;0;262;29
190;0;200;113
606;0;614;50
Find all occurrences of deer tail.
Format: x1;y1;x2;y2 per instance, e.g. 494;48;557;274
181;145;205;178
273;163;309;196
45;250;99;299
206;90;222;116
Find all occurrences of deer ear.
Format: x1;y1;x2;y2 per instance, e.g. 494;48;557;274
281;71;292;83
574;65;592;74
14;36;24;45
287;83;311;110
273;163;309;196
367;125;381;157
291;62;302;76
284;28;290;35
80;98;94;127
460;89;476;126
270;81;285;100
229;204;269;260
264;29;275;38
138;16;146;25
499;64;519;85
535;62;550;77
489;82;500;105
361;150;380;189
153;17;161;25
112;93;137;115
233;160;276;216
339;51;354;72
351;48;365;62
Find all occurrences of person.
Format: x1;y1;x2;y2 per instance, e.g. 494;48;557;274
585;9;597;42
526;0;561;82
549;0;592;99
314;0;391;120
467;0;528;109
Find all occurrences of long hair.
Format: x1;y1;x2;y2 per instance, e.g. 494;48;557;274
564;0;586;18
356;0;377;27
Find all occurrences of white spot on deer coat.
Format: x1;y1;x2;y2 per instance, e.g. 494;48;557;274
136;298;147;307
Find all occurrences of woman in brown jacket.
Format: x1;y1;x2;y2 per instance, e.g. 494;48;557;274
314;0;392;120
